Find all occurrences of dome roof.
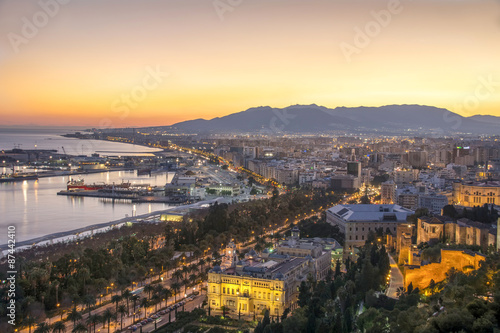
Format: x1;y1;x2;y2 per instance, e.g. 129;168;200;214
212;265;222;272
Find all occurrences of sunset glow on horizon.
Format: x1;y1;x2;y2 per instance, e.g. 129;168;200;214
1;0;499;127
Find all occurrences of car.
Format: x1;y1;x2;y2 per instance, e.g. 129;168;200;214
147;318;154;322
159;310;166;315
151;314;159;319
136;323;142;327
155;319;163;324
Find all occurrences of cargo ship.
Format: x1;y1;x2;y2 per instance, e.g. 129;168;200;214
67;178;131;191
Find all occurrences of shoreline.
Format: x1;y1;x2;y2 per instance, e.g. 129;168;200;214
0;197;223;253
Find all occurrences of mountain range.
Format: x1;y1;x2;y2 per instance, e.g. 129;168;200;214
162;105;500;135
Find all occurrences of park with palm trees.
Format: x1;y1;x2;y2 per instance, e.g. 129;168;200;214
0;188;343;333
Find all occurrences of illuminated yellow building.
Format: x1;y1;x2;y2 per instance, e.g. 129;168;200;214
208;256;310;318
452;181;500;207
207;238;326;319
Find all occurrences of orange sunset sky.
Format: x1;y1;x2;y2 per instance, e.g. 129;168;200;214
0;0;499;127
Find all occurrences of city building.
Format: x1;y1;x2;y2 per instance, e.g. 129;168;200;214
208;250;312;318
381;180;396;204
330;174;360;191
416;216;497;252
452;180;500;207
393;168;419;184
347;161;362;178
407;151;428;168
418;193;449;213
207;230;334;318
326;204;414;253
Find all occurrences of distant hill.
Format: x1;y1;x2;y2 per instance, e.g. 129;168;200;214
163;104;500;135
469;115;500;125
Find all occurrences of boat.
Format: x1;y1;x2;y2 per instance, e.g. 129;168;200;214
0;173;39;182
67;178;131;191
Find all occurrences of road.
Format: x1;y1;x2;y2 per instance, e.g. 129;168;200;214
21;258;208;333
134;295;205;333
386;254;404;299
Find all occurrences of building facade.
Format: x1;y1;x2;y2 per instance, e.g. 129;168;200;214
452;181;500;207
326;204;413;253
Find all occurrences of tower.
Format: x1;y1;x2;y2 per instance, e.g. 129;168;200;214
222;241;238;268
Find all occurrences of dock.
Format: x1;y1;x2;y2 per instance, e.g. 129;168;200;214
57;190;190;204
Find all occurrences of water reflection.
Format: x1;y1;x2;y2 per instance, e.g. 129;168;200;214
0;171;172;244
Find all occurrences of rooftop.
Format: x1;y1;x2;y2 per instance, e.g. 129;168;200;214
327;204;414;222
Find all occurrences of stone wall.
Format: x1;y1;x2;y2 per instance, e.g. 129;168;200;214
403;249;485;290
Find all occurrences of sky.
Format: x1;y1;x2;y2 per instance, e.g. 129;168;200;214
0;0;499;127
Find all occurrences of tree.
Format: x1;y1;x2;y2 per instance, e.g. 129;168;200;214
172;270;183;283
171;282;181;303
66;308;82;326
25;316;37;333
298;281;311;307
71;322;87;333
130;294;140;321
101;308;114;333
111;295;122;314
140;298;150;319
87;314;100;333
34;323;51;333
144;284;154;300
118;304;127;330
82;294;96;316
122;289;131;314
52;321;66;333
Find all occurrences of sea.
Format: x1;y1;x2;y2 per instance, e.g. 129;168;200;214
0;127;173;246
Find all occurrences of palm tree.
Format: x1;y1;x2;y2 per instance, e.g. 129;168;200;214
117;305;127;330
170;282;181;303
144;284;154;300
82;294;96;316
66;308;82;326
130;294;140;321
181;266;189;280
110;295;122;314
172;270;183;283
25;315;36;333
189;273;197;287
86;314;100;333
122;289;131;314
52;321;66;333
140;298;150;319
152;293;161;312
182;278;190;296
198;258;206;273
163;288;172;307
71;322;87;333
34;323;51;333
101;309;114;333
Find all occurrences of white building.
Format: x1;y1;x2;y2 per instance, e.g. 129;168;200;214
326;204;414;253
